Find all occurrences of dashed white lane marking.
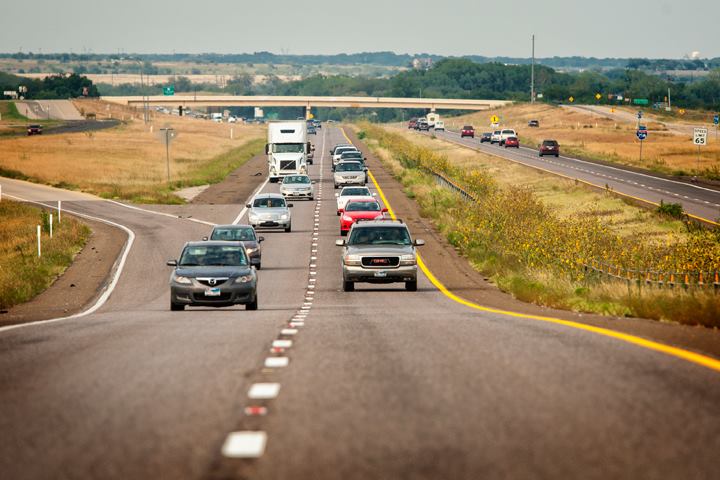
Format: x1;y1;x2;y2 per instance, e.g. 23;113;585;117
272;339;293;348
265;357;290;368
290;321;305;327
222;431;267;458
248;383;281;399
281;328;298;335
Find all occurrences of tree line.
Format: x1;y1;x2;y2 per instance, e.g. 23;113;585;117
0;72;99;99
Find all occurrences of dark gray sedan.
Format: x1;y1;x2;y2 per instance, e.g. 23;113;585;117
167;241;258;311
206;224;264;269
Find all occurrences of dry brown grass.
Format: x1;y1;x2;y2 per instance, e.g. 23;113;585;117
0;99;265;202
444;103;720;176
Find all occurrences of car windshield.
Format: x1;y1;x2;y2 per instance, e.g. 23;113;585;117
494;130;501;135
253;197;286;208
543;140;558;146
341;188;370;197
210;227;256;241
283;175;310;184
348;226;412;246
179;245;248;266
346;201;380;212
336;162;363;172
272;143;304;154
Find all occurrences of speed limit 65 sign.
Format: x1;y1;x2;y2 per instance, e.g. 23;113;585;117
694;128;708;146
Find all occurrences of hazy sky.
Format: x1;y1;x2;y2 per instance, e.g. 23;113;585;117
2;0;719;58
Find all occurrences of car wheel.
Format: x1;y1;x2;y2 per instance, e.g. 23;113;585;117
340;229;347;236
256;262;261;270
334;184;338;189
246;294;258;311
343;280;355;292
285;225;292;233
405;280;418;292
310;196;314;201
555;154;559;157
170;302;184;311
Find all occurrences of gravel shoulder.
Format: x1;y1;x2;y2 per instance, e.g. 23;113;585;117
345;127;720;359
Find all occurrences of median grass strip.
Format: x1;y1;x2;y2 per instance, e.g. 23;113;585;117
0;200;90;310
358;123;720;327
0;100;266;203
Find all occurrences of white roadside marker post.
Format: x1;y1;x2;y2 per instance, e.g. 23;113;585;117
49;214;53;238
0;184;2;201
37;225;41;257
58;201;62;223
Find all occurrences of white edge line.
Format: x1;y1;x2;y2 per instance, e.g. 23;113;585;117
104;199;217;227
232;176;270;225
0;194;136;334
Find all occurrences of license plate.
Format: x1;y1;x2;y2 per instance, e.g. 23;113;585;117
374;271;387;278
205;288;221;296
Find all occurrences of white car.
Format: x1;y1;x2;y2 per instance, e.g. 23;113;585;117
335;186;377;215
490;130;502;144
434;121;445;131
280;174;314;200
499;129;517;145
332;146;359;165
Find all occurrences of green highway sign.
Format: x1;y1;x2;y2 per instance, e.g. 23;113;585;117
633;98;649;105
163;86;175;96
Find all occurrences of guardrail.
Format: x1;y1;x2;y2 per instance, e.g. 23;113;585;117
425;166;720;291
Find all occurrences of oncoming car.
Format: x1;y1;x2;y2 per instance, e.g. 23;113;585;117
338;197;387;235
335;219;425;292
167;241;258;311
247;193;293;232
206;224;264;269
280;174;314;200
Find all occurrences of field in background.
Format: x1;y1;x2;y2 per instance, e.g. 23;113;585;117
0;200;89;310
358;123;720;326
0;99;266;203
444;103;720;178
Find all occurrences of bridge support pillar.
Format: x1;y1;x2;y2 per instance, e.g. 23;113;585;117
305;105;312;120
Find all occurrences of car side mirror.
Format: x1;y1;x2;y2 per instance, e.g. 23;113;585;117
265;144;270;155
258;236;265;243
202;236;208;241
363;168;368;172
413;239;426;246
381;208;388;213
166;260;178;266
335;239;346;246
335;193;340;197
287;203;294;208
372;193;377;197
364;157;367;160
246;203;251;208
338;208;344;214
312;180;316;184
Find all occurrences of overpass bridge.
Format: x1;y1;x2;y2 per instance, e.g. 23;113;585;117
102;95;511;115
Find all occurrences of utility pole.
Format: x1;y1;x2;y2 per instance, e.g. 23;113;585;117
160;127;175;183
530;34;535;103
667;87;671;111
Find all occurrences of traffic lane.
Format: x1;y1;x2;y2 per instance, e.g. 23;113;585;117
432;129;720;222
0;168;316;478
235;127;720;479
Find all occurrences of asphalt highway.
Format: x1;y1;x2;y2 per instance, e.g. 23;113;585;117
426;128;720;224
1;127;719;480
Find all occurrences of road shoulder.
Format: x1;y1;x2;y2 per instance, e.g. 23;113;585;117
345;127;720;360
0;215;126;327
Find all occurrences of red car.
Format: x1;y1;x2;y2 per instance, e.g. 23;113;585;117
338;197;387;236
460;125;475;138
504;136;519;148
408;119;418;129
539;139;560;157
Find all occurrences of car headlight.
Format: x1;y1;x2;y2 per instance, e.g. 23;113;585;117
174;275;192;285
248;211;258;220
280;213;289;220
234;275;253;284
400;254;416;266
343;254;362;266
342;214;353;222
245;247;257;254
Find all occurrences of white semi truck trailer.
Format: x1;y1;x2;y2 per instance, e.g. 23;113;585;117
266;121;310;182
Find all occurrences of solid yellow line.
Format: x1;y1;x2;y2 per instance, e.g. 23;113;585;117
350;126;720;374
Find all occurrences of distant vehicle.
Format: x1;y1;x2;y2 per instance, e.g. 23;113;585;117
336;186;377;214
210;113;223;122
332;145;359;166
480;132;492;143
307;124;317;135
490;130;502;144
27;124;42;135
266;121;310;182
539;139;560;157
426;112;440;127
280;174;314;201
335;218;425;292
167;241;258;311
339;150;365;165
338;197;387;236
417;120;430;131
326;119;336;123
461;125;475;138
227;116;238;123
504;136;519;148
334;161;367;189
528;120;540;127
499;129;517;146
246;193;293;232
312;119;322;129
207;224;264;269
408;118;418;129
434;121;445;131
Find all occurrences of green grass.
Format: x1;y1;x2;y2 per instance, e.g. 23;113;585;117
0;200;90;310
0;101;27;121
